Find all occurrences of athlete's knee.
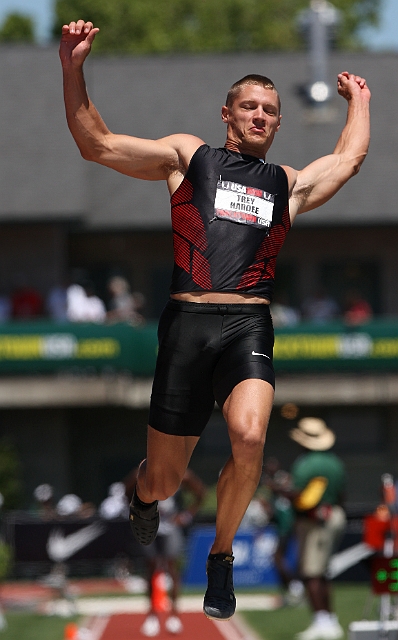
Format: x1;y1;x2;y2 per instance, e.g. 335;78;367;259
231;415;267;445
229;417;267;462
145;467;183;501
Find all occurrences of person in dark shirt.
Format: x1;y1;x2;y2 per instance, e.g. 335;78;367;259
60;19;370;621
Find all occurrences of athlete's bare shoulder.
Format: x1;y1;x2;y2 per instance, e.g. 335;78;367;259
280;165;298;195
161;134;205;194
160;133;205;174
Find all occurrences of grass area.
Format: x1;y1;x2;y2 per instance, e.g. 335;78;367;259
2;612;81;640
241;583;377;640
0;583;380;639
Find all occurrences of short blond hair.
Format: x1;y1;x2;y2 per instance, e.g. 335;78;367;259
226;74;281;112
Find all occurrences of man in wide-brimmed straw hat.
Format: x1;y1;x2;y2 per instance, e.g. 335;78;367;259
290;417;335;452
289;418;346;640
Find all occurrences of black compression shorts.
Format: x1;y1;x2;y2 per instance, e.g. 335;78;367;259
148;299;275;437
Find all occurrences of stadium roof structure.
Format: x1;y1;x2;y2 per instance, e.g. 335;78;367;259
0;45;396;230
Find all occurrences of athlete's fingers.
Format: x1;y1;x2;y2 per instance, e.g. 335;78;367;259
74;19;86;35
83;21;94;33
65;20;95;35
61;20;98;41
67;21;77;34
86;28;100;44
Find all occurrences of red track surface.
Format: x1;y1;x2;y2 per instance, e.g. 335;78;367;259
100;612;238;640
0;578;126;607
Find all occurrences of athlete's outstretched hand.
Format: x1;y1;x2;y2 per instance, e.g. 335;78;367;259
59;20;99;69
337;71;371;104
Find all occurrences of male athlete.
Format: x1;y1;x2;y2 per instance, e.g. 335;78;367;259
60;20;371;622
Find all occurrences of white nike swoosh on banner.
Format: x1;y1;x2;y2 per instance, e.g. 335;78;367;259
251;351;270;359
326;542;375;579
47;521;106;563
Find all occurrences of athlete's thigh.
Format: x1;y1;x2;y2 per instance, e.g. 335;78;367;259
146;425;199;484
150;303;219;435
154;302;219;381
213;310;275;409
223;378;274;443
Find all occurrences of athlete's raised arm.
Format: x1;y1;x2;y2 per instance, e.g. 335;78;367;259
59;20;203;185
285;72;371;221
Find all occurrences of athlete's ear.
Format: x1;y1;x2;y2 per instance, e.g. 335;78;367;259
276;114;282;131
221;105;229;123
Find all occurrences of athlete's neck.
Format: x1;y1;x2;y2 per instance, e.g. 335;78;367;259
224;140;266;161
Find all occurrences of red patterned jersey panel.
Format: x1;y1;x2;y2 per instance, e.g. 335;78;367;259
171;202;208;253
171;178;194;206
192;250;212;289
237;262;265;289
173;233;191;273
237;206;291;288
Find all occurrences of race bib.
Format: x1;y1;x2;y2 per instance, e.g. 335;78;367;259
214;179;274;232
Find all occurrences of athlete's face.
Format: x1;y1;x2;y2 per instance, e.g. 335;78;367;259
222;84;281;158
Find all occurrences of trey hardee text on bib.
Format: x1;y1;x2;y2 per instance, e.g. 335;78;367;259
214;179;275;231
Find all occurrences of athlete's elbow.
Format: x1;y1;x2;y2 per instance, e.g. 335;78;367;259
78;144;102;163
350;150;368;177
79;147;93;162
352;156;367;176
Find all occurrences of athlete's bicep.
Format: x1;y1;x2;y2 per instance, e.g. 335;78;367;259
94;132;203;181
92;134;179;180
290;154;351;216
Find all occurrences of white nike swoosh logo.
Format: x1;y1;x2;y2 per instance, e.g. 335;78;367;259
252;350;270;359
47;522;106;562
327;542;374;579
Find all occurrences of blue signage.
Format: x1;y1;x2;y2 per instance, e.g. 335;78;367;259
183;525;297;587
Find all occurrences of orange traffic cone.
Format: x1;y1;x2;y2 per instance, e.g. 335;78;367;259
64;622;79;640
151;571;171;613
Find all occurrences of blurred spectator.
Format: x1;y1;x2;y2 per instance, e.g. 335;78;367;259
302;289;339;324
271;294;300;327
239;495;269;530
288;418;346;640
125;467;206;637
11;283;43;319
99;482;129;520
259;457;303;606
66;279;106;323
56;493;96;519
38;562;77;616
56;493;82;517
33;483;56;520
343;289;373;326
46;283;68;322
106;275;145;325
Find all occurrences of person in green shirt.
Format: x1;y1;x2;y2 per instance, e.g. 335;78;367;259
289;417;346;640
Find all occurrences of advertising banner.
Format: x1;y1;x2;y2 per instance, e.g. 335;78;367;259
0;320;397;374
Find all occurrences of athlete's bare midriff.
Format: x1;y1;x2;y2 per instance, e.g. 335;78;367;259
171;291;271;304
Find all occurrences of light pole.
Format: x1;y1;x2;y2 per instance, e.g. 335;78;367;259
298;0;341;105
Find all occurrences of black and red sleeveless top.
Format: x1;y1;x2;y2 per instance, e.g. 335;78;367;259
170;144;290;302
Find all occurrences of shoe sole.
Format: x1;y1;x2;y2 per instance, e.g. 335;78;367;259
203;610;234;621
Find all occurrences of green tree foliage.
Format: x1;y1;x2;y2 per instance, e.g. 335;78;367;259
53;0;381;54
0;12;35;44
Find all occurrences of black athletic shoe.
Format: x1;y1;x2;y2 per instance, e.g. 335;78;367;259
129;491;159;546
203;553;236;621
